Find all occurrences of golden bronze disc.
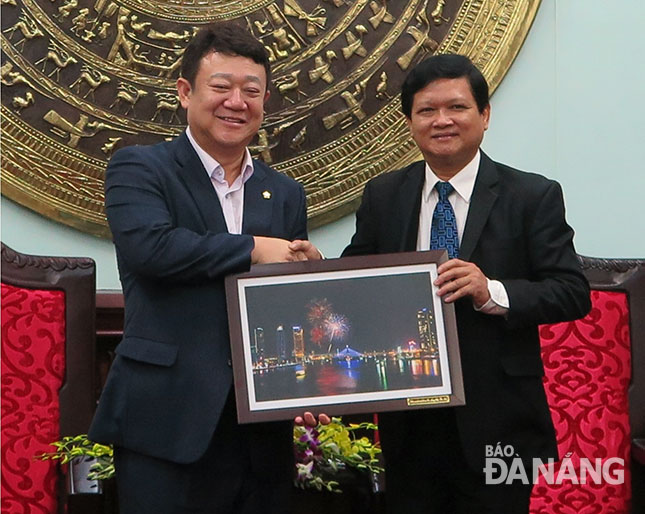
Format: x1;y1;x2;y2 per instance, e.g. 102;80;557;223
1;0;540;237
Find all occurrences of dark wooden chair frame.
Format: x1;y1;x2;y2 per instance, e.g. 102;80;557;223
1;242;98;513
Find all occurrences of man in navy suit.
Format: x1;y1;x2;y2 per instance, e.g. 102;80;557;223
90;23;325;514
342;55;591;513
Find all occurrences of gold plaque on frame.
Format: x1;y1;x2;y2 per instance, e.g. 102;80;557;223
1;0;541;237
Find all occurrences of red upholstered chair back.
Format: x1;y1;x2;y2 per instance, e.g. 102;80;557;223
1;243;96;514
530;257;645;514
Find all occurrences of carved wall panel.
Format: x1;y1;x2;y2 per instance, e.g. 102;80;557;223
1;0;540;237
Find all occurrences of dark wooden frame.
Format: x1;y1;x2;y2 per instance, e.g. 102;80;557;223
578;255;645;513
226;251;464;423
1;243;97;513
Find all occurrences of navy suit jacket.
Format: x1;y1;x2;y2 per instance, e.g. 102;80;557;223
89;132;308;463
342;152;591;471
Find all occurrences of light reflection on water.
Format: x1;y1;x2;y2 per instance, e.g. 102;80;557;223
253;357;442;402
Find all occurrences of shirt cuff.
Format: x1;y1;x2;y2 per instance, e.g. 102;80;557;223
474;279;509;315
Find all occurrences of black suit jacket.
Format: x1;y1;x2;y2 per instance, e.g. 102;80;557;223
342;152;591;471
89;132;308;463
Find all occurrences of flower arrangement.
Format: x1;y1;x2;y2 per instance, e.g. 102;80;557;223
293;417;383;493
38;417;382;493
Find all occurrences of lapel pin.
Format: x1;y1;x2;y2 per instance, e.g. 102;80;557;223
262;190;272;199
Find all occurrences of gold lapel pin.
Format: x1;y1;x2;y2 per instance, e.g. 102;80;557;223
262;190;272;199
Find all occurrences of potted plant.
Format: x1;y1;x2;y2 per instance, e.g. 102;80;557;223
39;416;382;511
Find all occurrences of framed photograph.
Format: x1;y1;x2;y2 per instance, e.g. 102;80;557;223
225;251;464;423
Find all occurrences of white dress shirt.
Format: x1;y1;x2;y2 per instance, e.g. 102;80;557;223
186;127;254;235
416;151;509;314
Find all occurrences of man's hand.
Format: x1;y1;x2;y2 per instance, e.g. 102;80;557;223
251;236;300;264
251;237;323;264
289;240;322;261
434;258;490;308
294;411;331;427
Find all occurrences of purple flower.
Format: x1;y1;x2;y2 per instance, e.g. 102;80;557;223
298;427;320;446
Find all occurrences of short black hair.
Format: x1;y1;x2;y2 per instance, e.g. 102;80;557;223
180;22;271;88
401;54;489;117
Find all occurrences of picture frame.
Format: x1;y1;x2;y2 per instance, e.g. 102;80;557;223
225;251;465;423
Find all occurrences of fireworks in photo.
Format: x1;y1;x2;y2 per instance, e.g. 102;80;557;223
325;313;350;343
306;298;350;350
307;298;332;324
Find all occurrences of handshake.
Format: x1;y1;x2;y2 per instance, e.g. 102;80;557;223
251;236;322;264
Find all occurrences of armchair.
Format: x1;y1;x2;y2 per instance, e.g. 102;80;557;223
1;243;98;513
531;256;645;513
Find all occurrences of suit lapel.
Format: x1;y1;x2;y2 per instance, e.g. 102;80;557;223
242;160;273;235
396;162;425;252
172;132;228;233
459;151;499;261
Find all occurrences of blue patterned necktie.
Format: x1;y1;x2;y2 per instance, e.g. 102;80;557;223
430;181;459;259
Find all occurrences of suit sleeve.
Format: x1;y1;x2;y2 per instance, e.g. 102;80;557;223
502;181;591;328
288;182;308;241
105;147;254;284
341;180;379;257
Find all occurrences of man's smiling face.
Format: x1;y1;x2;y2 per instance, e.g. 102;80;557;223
177;51;269;160
407;76;490;178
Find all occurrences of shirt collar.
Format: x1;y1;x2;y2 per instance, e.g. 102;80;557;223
186;126;254;185
423;150;481;203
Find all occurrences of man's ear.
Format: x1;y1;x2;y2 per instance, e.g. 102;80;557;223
263;88;271;103
482;103;491;130
176;77;192;109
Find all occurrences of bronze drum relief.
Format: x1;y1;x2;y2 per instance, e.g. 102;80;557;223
1;0;541;237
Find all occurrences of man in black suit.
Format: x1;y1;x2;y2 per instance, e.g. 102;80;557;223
342;54;591;513
89;23;326;514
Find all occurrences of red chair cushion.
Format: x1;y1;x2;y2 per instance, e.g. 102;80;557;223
1;283;66;514
531;290;631;513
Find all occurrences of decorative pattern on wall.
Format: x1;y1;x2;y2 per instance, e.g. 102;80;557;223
1;0;540;237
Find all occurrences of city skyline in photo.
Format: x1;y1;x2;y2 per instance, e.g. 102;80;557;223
242;271;438;356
